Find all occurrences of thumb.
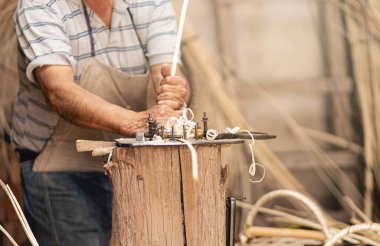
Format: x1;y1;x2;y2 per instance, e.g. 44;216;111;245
161;64;172;77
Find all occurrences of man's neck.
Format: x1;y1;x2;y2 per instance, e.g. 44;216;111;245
84;0;113;28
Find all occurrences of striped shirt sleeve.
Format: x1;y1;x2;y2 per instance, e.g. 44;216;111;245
145;0;178;66
14;1;76;83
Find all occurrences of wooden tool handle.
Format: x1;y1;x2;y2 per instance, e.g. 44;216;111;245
92;147;115;157
246;226;325;242
76;140;116;152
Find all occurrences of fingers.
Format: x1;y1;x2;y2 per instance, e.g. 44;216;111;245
152;104;178;124
157;84;187;100
175;110;183;117
157;91;184;103
161;64;172;78
157;84;186;96
159;75;186;86
158;100;180;109
134;104;180;134
156;65;188;110
154;104;182;121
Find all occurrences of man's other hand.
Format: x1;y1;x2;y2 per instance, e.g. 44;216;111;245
156;64;189;110
137;104;181;126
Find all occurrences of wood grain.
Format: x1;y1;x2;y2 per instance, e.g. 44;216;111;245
106;145;228;246
179;145;226;246
107;146;184;246
76;140;116;152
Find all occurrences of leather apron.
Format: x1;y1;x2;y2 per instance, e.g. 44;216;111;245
33;3;153;172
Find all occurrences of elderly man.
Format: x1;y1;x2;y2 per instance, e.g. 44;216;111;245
11;0;190;245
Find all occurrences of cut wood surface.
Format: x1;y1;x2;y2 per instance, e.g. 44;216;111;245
105;145;228;246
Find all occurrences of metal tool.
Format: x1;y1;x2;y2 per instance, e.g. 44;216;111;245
195;122;199;140
183;125;187;139
147;113;157;140
202;112;208;139
215;131;276;140
136;132;145;142
160;125;165;139
171;126;175;140
226;197;236;246
137;112;276;142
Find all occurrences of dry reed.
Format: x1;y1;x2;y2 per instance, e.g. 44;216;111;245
332;0;380;219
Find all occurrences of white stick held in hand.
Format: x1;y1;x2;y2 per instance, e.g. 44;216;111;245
171;0;189;77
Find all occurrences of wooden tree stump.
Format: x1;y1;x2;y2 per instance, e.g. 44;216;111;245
105;144;230;246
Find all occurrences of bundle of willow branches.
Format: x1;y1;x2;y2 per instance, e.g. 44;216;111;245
0;0;18;132
179;0;380;221
335;0;380;218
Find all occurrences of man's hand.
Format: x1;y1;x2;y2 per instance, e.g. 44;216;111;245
35;65;179;137
133;104;181;133
151;64;190;110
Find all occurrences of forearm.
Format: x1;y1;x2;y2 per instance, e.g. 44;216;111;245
36;65;145;136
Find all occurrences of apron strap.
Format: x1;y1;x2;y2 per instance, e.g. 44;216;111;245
82;1;96;57
126;7;149;68
127;8;145;54
81;1;148;67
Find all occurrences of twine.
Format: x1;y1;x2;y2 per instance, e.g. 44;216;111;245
206;126;266;183
164;108;198;180
324;223;380;246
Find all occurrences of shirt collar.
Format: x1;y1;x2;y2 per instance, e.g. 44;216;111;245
71;0;129;11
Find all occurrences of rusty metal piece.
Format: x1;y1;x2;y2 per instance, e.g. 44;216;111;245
183;125;187;139
202;112;208;139
226;197;236;246
136;132;145;142
147;113;156;140
171;126;175;140
160;126;165;139
216;132;276;140
195;122;199;140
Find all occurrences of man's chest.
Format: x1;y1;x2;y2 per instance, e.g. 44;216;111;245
65;10;143;56
59;4;148;76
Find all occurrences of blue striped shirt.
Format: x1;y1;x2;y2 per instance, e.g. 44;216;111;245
11;0;178;152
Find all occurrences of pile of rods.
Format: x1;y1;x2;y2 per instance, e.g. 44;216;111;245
1;0;380;244
330;0;380;218
174;0;380;242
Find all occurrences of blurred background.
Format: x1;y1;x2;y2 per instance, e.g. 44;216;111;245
1;0;380;245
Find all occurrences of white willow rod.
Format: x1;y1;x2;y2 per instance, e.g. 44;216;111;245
171;0;189;76
0;180;39;246
0;224;18;246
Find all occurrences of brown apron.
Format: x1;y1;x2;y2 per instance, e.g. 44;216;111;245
33;2;153;172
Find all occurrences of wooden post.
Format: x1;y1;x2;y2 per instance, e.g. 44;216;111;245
105;144;229;246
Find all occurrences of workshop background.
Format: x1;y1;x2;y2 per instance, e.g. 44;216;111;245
1;0;380;245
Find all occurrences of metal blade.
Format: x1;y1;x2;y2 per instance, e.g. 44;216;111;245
215;131;276;140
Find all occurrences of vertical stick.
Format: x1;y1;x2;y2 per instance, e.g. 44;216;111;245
171;0;189;77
